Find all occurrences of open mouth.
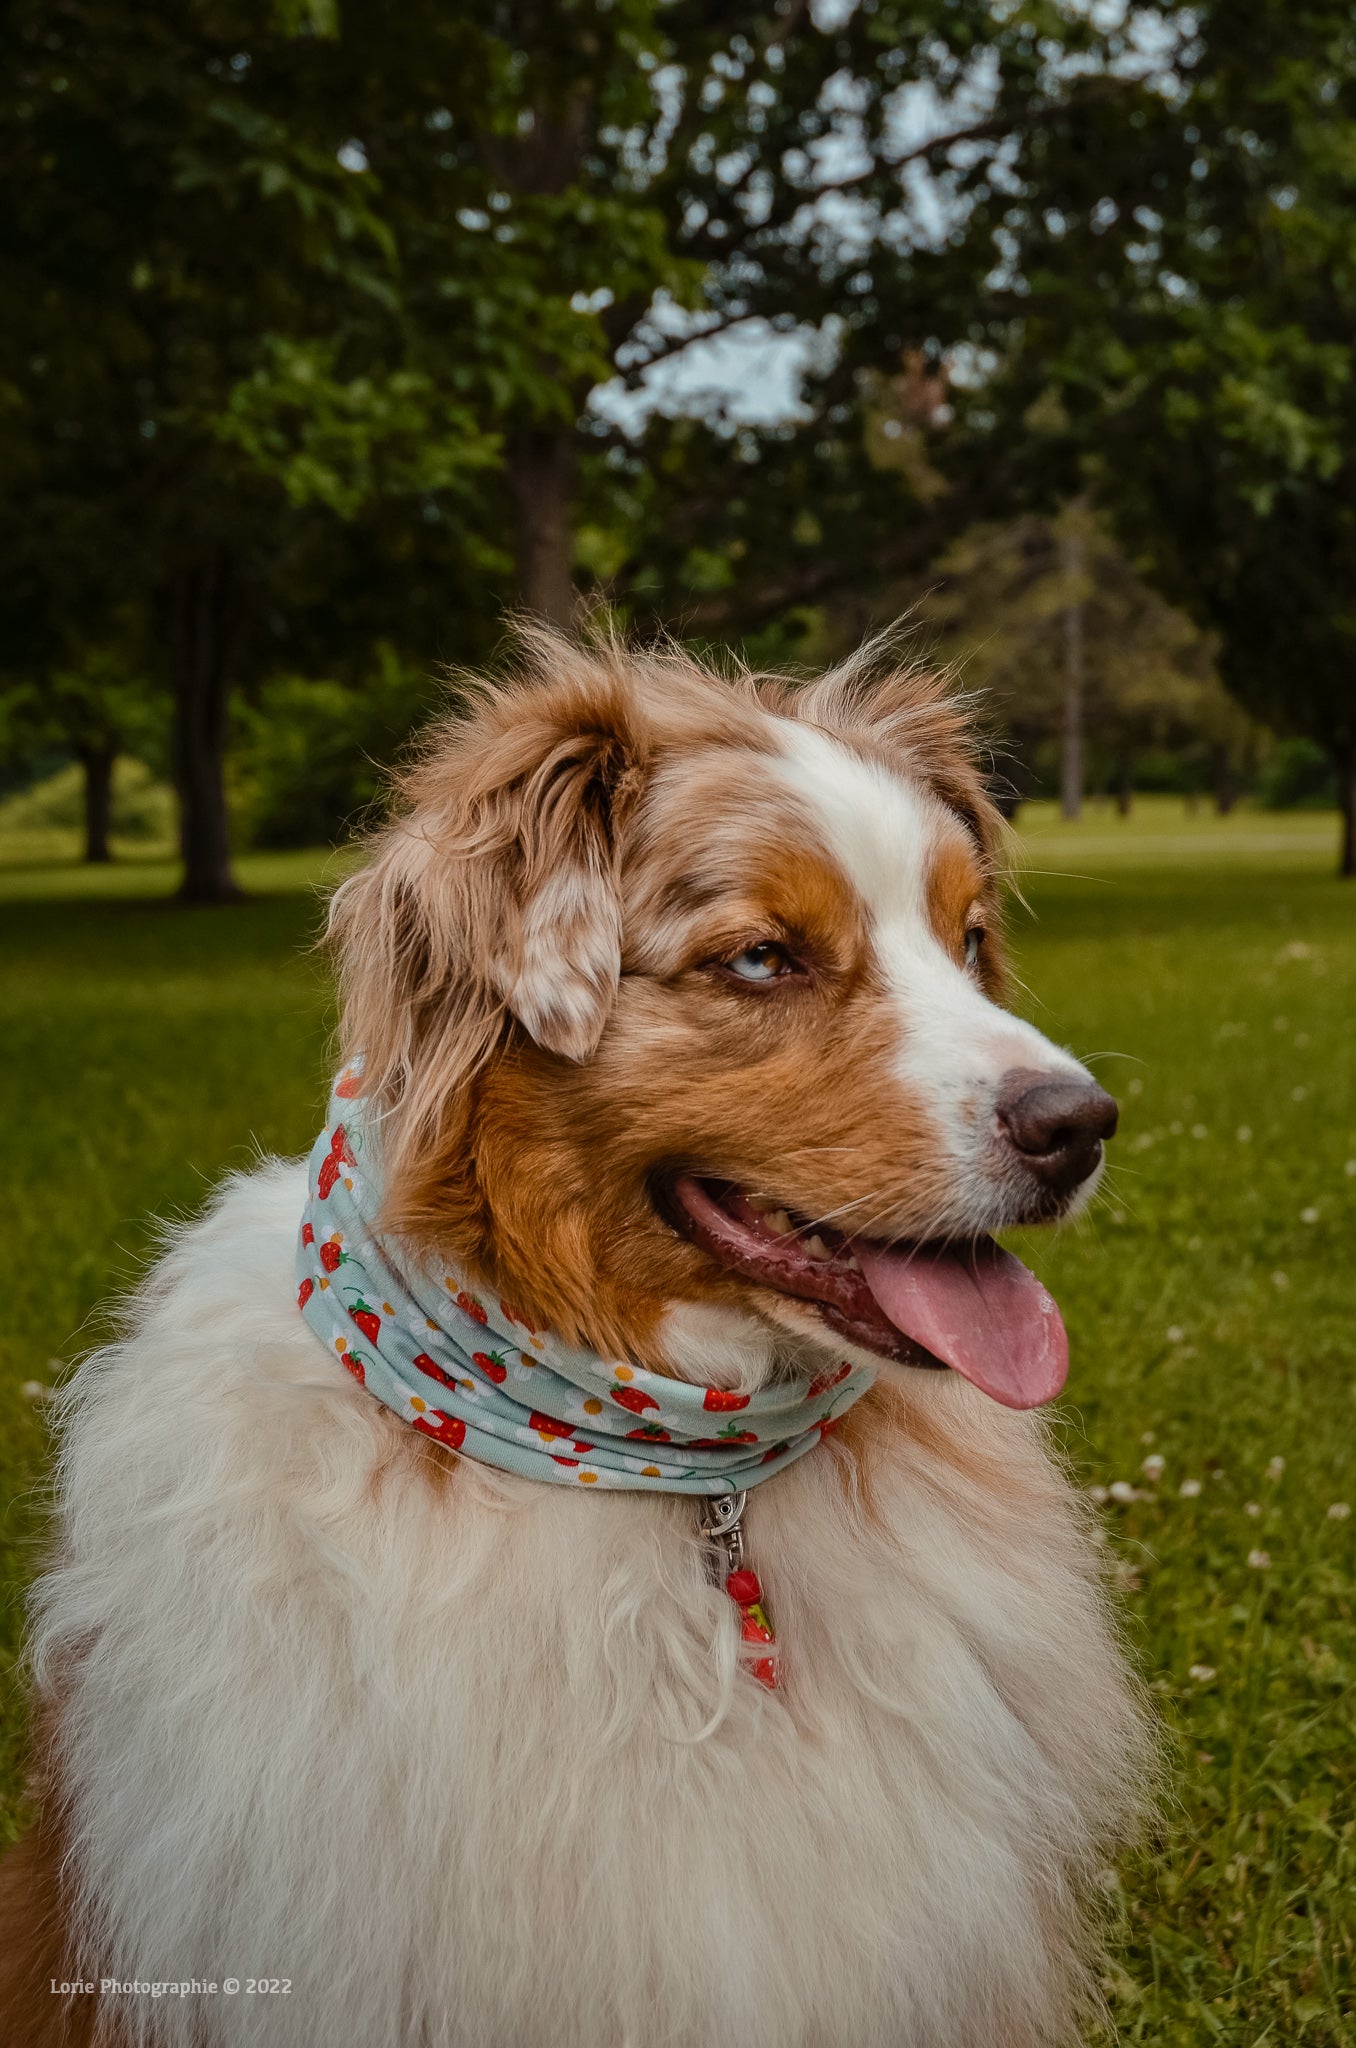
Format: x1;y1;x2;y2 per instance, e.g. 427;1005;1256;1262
661;1176;1068;1411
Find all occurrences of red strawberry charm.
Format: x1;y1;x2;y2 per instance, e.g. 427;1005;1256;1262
725;1569;778;1690
413;1411;466;1452
455;1291;488;1326
610;1385;659;1416
347;1296;381;1344
472;1350;508;1385
528;1411;573;1441
301;1222;315;1247
626;1423;670;1442
319;1239;344;1273
342;1351;367;1386
702;1388;751;1412
317;1153;340;1200
413;1352;458;1391
297;1277;315;1311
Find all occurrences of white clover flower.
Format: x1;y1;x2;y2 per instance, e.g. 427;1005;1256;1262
1108;1480;1138;1504
1247;1548;1271;1570
1345;1160;1356;1178
1236;1126;1253;1142
1188;1664;1217;1683
1271;1271;1290;1290
1244;1501;1261;1518
1166;1326;1185;1344
1191;1123;1208;1139
20;1380;50;1401
1179;1478;1203;1498
1327;1502;1351;1522
1141;1454;1165;1482
1266;1456;1285;1481
1087;1484;1109;1505
1300;1207;1319;1224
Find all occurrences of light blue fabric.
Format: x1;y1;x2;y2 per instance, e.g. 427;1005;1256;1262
296;1072;875;1495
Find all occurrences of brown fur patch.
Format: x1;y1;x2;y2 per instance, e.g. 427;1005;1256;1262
0;1781;112;2047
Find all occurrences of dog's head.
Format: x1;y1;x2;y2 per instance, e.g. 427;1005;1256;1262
330;628;1115;1409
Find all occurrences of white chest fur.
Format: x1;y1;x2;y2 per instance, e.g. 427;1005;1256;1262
33;1165;1145;2048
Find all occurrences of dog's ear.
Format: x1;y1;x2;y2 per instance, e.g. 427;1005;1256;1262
328;660;645;1159
488;714;636;1060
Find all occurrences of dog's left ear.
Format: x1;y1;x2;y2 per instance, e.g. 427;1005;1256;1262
489;711;640;1061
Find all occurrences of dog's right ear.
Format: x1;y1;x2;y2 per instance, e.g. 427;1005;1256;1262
326;660;646;1186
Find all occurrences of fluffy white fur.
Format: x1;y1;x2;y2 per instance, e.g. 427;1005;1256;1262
32;1164;1147;2048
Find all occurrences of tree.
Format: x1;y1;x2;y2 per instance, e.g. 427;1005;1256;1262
916;506;1248;813
987;2;1356;871
0;0;500;899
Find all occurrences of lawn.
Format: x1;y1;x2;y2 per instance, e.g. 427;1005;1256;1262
1;798;1353;2044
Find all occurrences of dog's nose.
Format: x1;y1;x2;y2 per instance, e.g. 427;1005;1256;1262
995;1069;1118;1195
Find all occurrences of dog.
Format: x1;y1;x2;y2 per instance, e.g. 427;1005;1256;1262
2;628;1149;2048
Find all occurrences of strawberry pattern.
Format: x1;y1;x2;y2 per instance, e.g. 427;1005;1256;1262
296;1072;876;1496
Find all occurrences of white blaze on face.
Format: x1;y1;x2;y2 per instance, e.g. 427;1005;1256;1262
775;724;1091;1231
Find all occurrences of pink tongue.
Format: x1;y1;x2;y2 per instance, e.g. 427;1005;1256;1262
853;1238;1068;1410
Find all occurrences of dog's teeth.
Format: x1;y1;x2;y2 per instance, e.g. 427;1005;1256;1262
804;1233;832;1261
843;1253;861;1271
766;1209;793;1236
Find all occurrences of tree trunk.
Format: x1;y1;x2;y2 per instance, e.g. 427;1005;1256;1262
163;557;242;903
1059;526;1086;821
1338;743;1356;879
78;743;115;863
1115;752;1133;817
1212;743;1238;816
507;429;576;626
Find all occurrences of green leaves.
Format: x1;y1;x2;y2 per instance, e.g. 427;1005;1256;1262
216;337;498;519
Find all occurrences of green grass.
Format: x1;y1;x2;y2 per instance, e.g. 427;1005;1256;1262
1;798;1353;2043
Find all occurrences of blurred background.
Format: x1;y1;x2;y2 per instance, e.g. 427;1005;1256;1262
1;4;1354;2042
0;0;1353;881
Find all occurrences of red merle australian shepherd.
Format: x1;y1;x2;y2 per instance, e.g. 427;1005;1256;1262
2;629;1148;2048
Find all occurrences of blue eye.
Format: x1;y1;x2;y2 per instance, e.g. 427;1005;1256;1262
726;941;795;982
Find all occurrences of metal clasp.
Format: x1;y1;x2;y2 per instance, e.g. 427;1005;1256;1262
700;1490;747;1585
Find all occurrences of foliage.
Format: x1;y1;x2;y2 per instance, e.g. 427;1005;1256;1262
992;2;1356;858
0;758;175;859
917;504;1257;802
1256;739;1340;813
0;0;519;892
1;805;1352;2045
229;648;441;848
3;0;1353;876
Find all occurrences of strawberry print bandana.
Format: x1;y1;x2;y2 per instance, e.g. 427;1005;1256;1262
296;1071;876;1495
